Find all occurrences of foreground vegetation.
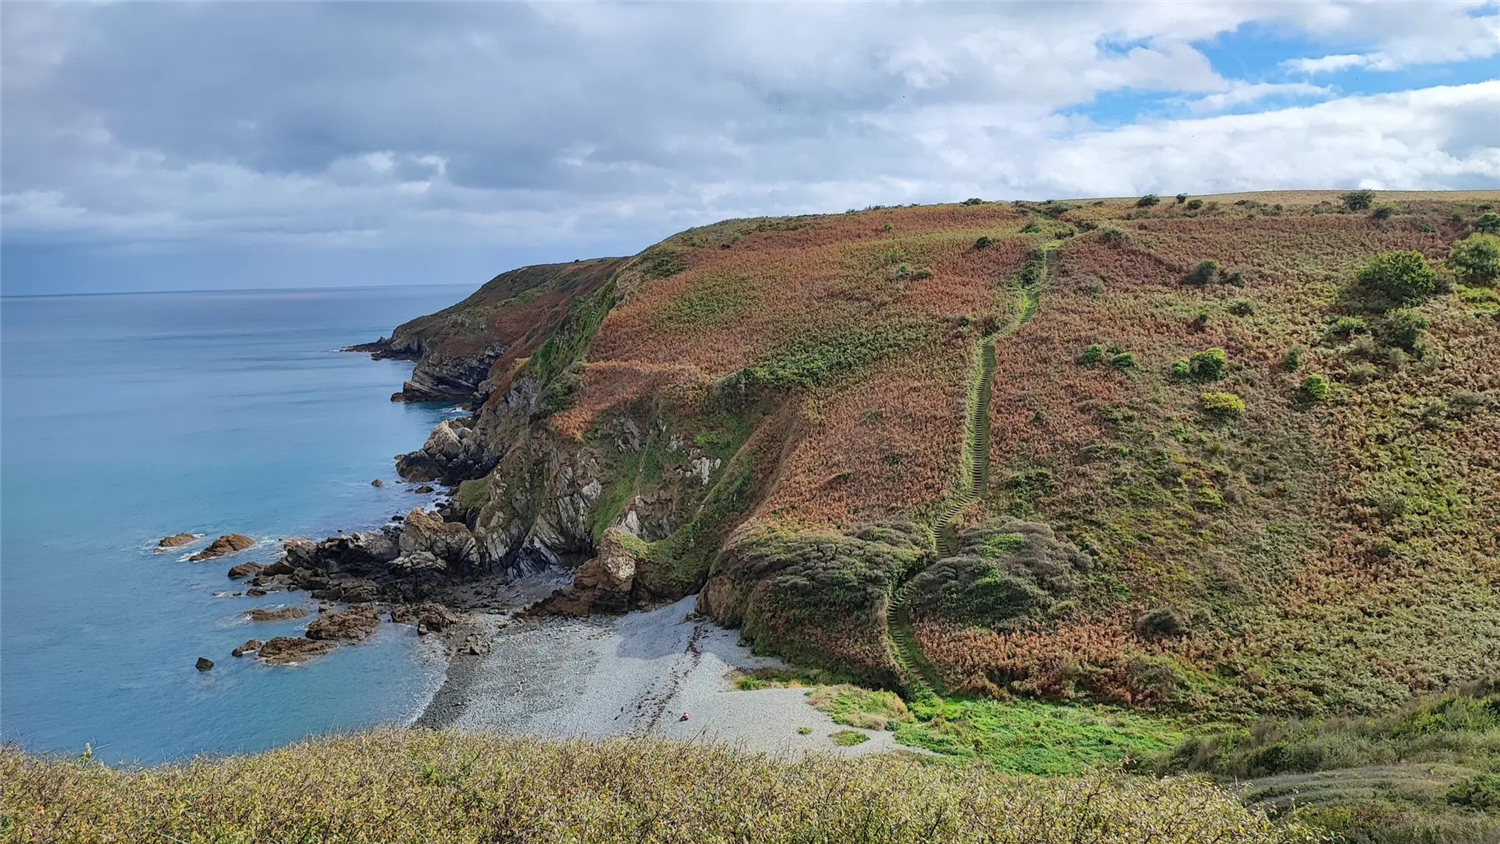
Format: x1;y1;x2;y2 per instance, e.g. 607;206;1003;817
0;730;1313;844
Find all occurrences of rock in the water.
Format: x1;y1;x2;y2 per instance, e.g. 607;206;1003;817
257;637;336;665
156;533;197;550
305;604;381;641
371;479;385;488
189;534;256;561
195;657;215;671
227;561;264;579
231;639;263;657
412;485;436;494
245;606;310;622
390;601;461;635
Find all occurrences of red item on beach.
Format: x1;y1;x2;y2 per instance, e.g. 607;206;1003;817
679;712;689;721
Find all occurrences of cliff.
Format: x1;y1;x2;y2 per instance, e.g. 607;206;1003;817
366;191;1500;719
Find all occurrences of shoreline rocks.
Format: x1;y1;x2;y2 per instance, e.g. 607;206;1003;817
305;605;381;641
227;562;263;579
390;602;461;635
156;533;198;550
232;639;263;657
257;637;336;665
245;606;309;622
189;534;256;561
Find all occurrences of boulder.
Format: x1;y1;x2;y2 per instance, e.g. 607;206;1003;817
231;639;263;657
412;485;436;494
189;534;256;561
390;602;462;635
227;562;263;579
399;508;477;568
305;604;381;641
257;637;336;665
245;606;310;622
195;657;215;671
538;527;644;617
156;533;197;550
371;479;385;488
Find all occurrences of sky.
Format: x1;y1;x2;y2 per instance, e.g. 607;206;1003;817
3;1;1499;295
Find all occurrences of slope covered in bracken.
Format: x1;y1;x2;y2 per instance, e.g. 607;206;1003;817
391;191;1500;721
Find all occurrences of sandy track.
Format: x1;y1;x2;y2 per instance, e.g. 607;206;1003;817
418;596;907;758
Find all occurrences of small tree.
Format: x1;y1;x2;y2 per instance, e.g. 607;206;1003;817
1446;234;1500;286
1356;251;1436;304
1342;189;1375;211
1186;199;1204;211
1137;194;1161;208
1175;193;1189;205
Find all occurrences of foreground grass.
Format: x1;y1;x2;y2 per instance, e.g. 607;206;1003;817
0;729;1314;844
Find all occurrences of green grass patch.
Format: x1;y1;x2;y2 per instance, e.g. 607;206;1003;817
830;729;871;747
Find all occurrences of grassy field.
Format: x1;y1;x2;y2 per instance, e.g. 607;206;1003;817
1;730;1314;844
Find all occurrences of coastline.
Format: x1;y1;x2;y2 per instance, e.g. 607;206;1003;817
412;595;912;757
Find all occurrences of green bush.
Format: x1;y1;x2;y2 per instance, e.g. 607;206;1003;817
1188;348;1228;381
1475;212;1500;235
1174;193;1188;204
961;197;985;206
1110;352;1136;371
1328;315;1369;339
1184;259;1221;286
1300;374;1330;401
1171;359;1191;380
1446;233;1500;285
1137;194;1161;208
1185;199;1204;211
974;236;993;250
1447;774;1500;810
1356;251;1437;304
1200;395;1248;422
1077;344;1105;366
1342;189;1375;211
1371;203;1398;220
1382;307;1429;351
1283;347;1303;372
1200;392;1246;420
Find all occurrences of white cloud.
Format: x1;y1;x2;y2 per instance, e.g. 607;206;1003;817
1184;81;1332;113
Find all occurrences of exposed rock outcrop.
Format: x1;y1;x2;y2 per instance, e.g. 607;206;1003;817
245;606;309;622
390;602;461;634
189;534;256;561
537;527;647;617
232;639;263;657
396;419;493;484
257;637;336;665
305;605;381;641
227;562;263;579
156;533;197;550
195;657;214;671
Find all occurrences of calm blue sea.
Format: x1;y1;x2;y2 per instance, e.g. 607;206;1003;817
1;285;474;764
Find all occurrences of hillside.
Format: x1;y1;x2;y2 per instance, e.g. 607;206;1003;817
376;190;1500;720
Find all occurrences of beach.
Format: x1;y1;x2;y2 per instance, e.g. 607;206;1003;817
417;596;909;757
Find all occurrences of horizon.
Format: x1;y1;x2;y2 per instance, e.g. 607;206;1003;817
4;2;1499;295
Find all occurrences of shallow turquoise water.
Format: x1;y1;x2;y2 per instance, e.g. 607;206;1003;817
1;285;473;764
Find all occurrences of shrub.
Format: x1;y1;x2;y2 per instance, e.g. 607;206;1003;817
1110;352;1136;371
1475;212;1500;235
1185;199;1203;211
1447;774;1500;811
1136;607;1189;640
1175;193;1189;205
1137;194;1161;208
1328;315;1369;339
1382;307;1429;351
961;197;985;206
1184;259;1221;286
1188;348;1228;381
1370;204;1398;220
1345;363;1379;385
1227;299;1255;316
1200;392;1246;420
1300;374;1329;401
1446;233;1500;285
1078;344;1106;367
1341;189;1375;211
1356;251;1437;304
974;236;993;250
1021;222;1044;234
1283;347;1303;371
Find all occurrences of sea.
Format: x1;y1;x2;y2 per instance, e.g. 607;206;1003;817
0;284;477;764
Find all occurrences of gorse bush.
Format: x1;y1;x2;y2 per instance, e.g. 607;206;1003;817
1328;315;1369;339
1357;251;1437;304
1382;307;1429;351
1200;392;1246;420
1342;189;1376;211
1078;344;1106;367
1188;348;1228;381
1184;259;1221;286
1446;233;1500;285
1371;203;1398;221
1137;194;1161;208
1475;212;1500;235
1185;199;1203;211
1300;374;1330;401
1175;193;1189;205
0;731;1314;844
